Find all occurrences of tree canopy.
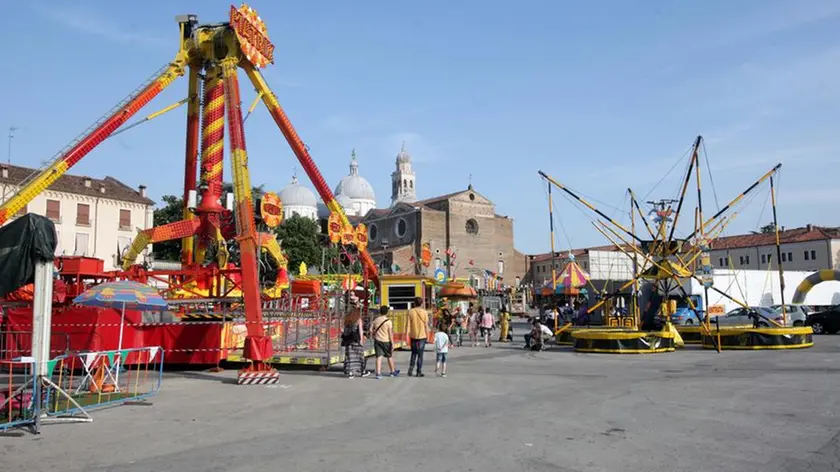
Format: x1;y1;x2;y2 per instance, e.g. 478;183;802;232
152;195;184;262
274;214;321;275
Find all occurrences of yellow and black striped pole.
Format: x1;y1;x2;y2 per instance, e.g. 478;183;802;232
685;163;782;242
770;175;787;325
538;170;642;243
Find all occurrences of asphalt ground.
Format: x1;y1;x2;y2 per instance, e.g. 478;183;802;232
2;327;839;472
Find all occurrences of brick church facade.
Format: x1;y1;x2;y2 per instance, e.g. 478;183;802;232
362;185;528;288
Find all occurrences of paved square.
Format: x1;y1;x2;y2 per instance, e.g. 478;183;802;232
3;334;839;472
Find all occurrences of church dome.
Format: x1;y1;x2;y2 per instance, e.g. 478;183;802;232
278;175;317;208
334;151;376;202
336;193;354;209
396;142;411;164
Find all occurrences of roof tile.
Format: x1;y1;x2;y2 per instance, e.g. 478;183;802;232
0;164;154;205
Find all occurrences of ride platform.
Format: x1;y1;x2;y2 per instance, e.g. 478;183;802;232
675;325;703;344
572;328;676;354
701;326;814;350
554;326;629;345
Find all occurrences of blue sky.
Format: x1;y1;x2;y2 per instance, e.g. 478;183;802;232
1;1;838;254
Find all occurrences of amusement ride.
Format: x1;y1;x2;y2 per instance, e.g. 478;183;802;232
538;135;815;353
0;5;381;383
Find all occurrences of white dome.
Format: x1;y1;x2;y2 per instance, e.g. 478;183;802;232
334;151;376;202
278;176;317;208
336;193;354;209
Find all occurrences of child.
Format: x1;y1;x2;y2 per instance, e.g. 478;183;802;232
434;323;449;377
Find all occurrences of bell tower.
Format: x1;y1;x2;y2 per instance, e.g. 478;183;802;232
390;142;416;205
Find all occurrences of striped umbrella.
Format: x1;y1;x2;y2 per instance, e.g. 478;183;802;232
74;280;167;383
74;280;167;311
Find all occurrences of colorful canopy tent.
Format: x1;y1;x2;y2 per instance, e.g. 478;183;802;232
540;260;590;296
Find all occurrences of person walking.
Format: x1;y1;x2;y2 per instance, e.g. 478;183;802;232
480;307;495;347
370;305;400;379
434;323;449;377
452;307;466;347
499;305;511;342
467;305;479;347
341;297;369;378
407;297;429;377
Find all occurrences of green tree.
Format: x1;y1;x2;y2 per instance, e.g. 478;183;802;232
760;222;776;234
275;214;321;275
152;195;184;261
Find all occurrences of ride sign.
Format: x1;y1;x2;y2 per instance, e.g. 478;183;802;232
230;4;275;68
259;192;283;228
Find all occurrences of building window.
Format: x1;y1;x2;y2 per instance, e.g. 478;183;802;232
787;252;793;262
719;257;725;267
498;260;504;275
465;218;479;235
745;255;750;265
74;233;90;256
583;261;588;270
386;284;417;310
119;209;131;230
368;223;378;241
810;250;816;261
781;253;787;262
394;218;407;238
739;256;745;265
804;250;809;261
76;203;90;226
46;200;61;222
761;254;766;264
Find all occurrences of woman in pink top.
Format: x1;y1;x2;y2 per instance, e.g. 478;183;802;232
480;308;495;347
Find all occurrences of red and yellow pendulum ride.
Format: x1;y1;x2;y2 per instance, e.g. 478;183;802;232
0;5;380;383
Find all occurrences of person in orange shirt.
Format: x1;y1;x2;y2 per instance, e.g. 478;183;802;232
407;297;429;377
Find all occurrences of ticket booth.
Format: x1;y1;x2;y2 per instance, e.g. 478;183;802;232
379;275;436;344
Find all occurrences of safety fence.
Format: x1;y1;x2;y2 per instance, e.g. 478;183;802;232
4;307;410;367
223;308;409;366
0;346;163;433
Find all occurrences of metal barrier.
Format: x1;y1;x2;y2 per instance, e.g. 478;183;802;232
0;346;162;434
222;308;407;366
0;359;37;432
0;331;71;361
47;346;164;415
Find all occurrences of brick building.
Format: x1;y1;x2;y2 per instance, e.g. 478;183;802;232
362;185;528;288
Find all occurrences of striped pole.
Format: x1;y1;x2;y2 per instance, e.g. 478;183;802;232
220;58;268;359
0;60;186;225
198;68;226;212
538;170;642;243
667;136;701;243
243;63;380;283
182;65;201;265
685;163;782;242
770;175;786;325
195;67;226;264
